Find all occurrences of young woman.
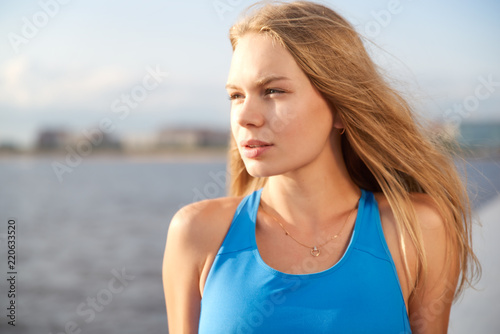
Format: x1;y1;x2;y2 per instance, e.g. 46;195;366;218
163;1;480;333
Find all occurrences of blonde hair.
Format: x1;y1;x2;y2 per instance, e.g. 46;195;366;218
226;0;479;299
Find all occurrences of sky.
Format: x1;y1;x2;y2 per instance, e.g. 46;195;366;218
1;0;499;148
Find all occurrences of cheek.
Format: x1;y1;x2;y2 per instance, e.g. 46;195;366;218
230;111;239;137
286;99;333;142
267;106;296;135
308;93;334;135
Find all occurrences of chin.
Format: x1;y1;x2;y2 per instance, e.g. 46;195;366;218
244;165;272;178
243;159;290;178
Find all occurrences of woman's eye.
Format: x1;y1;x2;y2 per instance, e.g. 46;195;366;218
265;88;284;95
228;93;243;100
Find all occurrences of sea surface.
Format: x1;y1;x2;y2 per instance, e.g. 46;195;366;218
0;155;498;334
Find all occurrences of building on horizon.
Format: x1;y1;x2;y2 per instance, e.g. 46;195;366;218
157;127;229;149
35;128;121;152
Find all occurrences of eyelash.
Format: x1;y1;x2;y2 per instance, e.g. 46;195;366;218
227;88;285;100
228;94;242;101
266;88;284;96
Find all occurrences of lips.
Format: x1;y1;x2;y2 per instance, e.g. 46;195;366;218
240;139;273;158
241;139;272;147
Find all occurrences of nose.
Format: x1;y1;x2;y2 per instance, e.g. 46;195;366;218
232;95;265;128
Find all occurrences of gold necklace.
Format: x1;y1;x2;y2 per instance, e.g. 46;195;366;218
260;201;359;257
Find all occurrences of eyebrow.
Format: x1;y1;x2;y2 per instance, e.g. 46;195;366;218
225;75;290;90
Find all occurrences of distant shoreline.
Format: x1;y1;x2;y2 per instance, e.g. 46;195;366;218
0;148;229;163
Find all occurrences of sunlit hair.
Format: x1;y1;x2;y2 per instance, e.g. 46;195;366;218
226;0;480;299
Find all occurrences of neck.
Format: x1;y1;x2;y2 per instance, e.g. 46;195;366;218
260;139;360;233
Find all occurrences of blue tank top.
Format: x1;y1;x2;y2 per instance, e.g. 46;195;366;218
199;188;412;333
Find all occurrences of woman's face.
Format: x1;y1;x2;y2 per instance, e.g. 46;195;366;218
226;33;337;177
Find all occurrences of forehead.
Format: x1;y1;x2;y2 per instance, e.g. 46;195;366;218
227;33;303;86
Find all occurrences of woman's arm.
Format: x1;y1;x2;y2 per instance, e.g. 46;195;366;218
408;195;461;334
163;206;204;333
162;197;241;333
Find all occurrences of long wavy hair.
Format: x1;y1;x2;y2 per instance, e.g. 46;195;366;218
226;0;479;299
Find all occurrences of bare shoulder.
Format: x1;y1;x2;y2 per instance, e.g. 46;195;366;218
167;196;244;269
171;196;244;231
407;193;447;231
373;192;445;232
372;191;447;259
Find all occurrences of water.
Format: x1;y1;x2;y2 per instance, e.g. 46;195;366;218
0;155;498;333
0;155;228;334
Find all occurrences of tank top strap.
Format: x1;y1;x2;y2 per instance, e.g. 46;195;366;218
352;190;392;261
217;188;263;255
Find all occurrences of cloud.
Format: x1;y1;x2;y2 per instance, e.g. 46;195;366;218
0;56;134;111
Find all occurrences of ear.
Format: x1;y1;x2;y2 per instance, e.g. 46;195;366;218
320;92;344;133
332;112;344;131
328;101;344;132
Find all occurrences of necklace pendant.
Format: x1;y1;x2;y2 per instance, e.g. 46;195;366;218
311;246;320;257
